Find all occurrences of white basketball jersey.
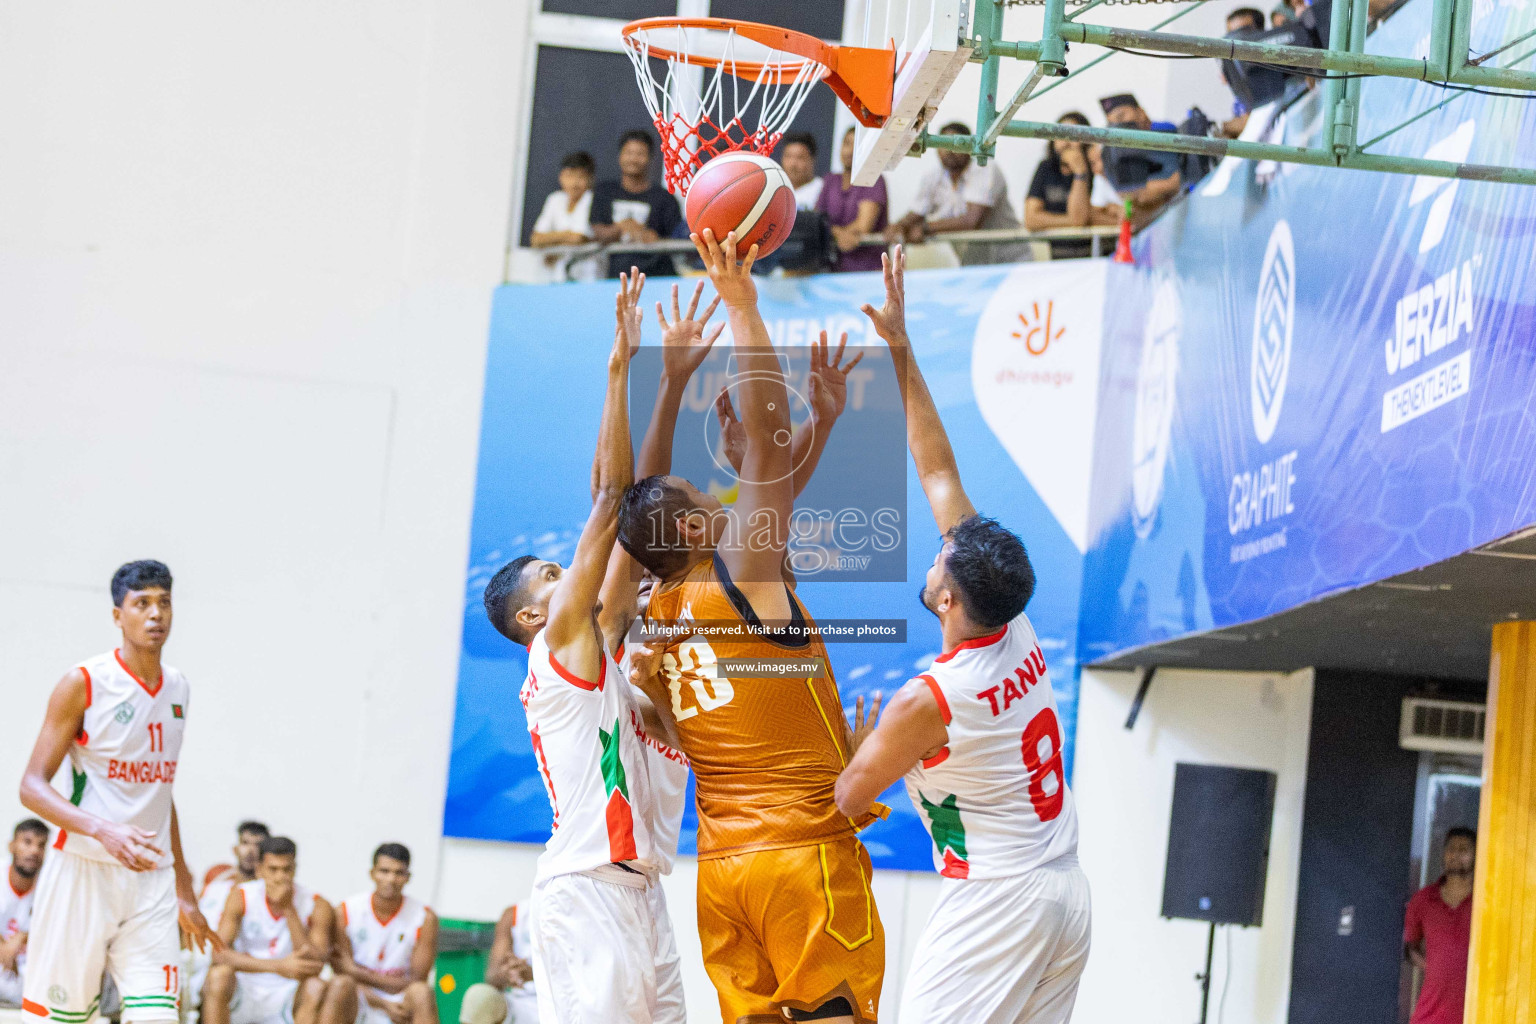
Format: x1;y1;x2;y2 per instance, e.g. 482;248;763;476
340;893;429;998
904;612;1079;880
1;870;34;972
519;632;659;883
233;879;319;960
58;650;190;868
617;642;690;876
200;874;237;926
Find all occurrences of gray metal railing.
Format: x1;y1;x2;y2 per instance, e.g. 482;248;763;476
504;225;1122;284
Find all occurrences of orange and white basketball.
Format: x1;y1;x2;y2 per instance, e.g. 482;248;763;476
684;153;798;259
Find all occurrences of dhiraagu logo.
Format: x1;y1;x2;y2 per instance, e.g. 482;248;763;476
1250;220;1295;445
1131;278;1180;539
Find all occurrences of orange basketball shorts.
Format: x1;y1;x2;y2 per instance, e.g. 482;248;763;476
696;835;885;1023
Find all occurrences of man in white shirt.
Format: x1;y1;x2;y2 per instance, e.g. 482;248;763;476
889;121;1030;265
779;132;824;210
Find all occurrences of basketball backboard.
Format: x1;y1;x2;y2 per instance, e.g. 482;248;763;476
847;0;970;187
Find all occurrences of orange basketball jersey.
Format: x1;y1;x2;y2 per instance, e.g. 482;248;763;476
642;554;882;860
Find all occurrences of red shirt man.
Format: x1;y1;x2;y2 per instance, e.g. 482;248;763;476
1403;827;1476;1024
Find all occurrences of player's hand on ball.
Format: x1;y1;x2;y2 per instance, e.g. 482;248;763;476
97;821;163;871
178;900;225;954
656;280;725;380
690;229;758;308
859;247;909;347
851;691;884;754
714;389;748;474
809;330;863;424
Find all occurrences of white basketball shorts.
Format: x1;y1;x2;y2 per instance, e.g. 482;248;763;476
900;855;1092;1024
0;966;24;1008
229;974;300;1024
528;868;684;1024
22;851;181;1024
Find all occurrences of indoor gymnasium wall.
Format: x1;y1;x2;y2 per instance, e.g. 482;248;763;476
0;0;536;900
1071;667;1315;1024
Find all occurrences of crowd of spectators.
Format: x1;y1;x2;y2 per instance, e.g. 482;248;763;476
523;105;1153;278
520;0;1426;279
524;0;1431;279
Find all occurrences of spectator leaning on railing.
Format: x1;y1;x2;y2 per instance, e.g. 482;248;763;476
1219;8;1267;138
816;126;889;273
779;131;825;210
529;151;599;282
1024;112;1122;260
588;129;682;280
1098;94;1184;227
887;120;1029;265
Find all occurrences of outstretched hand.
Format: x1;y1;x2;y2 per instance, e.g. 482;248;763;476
808;330;864;424
714;389;748;474
613;267;646;365
859;246;908;347
690;229;758;309
656;280;725;380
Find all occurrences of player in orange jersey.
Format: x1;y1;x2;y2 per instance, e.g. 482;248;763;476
617;230;885;1024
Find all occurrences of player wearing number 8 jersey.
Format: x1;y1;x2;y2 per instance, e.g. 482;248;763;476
17;560;220;1024
836;248;1091;1024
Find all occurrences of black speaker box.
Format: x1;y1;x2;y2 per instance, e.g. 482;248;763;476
1160;762;1277;927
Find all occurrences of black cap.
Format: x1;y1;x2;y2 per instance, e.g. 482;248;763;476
1099;93;1139;116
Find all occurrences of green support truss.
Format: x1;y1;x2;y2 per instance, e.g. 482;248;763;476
922;0;1536;184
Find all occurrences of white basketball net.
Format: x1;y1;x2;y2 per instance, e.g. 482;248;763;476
624;22;827;195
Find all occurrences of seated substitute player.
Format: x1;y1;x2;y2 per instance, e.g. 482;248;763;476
322;843;438;1024
204;837;333;1024
480;271;678;1024
0;819;48;1009
189;821;271;1010
617;230;886;1024
455;902;536;1024
834;248;1091;1024
18;559;220;1024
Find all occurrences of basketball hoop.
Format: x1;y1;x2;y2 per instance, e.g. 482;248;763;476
622;17;895;195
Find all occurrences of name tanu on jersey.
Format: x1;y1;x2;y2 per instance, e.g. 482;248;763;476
57;650;189;869
904;612;1079;880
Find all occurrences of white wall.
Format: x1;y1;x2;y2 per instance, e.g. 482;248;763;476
1071;667;1315;1024
0;0;534;899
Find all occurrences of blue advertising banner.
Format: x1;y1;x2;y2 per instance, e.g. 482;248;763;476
447;262;1107;870
1079;0;1536;662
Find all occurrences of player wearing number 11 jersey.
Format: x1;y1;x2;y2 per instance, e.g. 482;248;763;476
835;249;1091;1024
17;560;220;1024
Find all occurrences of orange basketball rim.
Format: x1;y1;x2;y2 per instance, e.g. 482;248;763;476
622;17;896;195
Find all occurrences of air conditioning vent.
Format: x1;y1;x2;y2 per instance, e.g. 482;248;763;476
1400;698;1486;755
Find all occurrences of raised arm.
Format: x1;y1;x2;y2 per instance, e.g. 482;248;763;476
20;669;162;871
713;330;863;499
544;272;640;674
596;280;723;651
693;229;794;619
859;246;976;534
